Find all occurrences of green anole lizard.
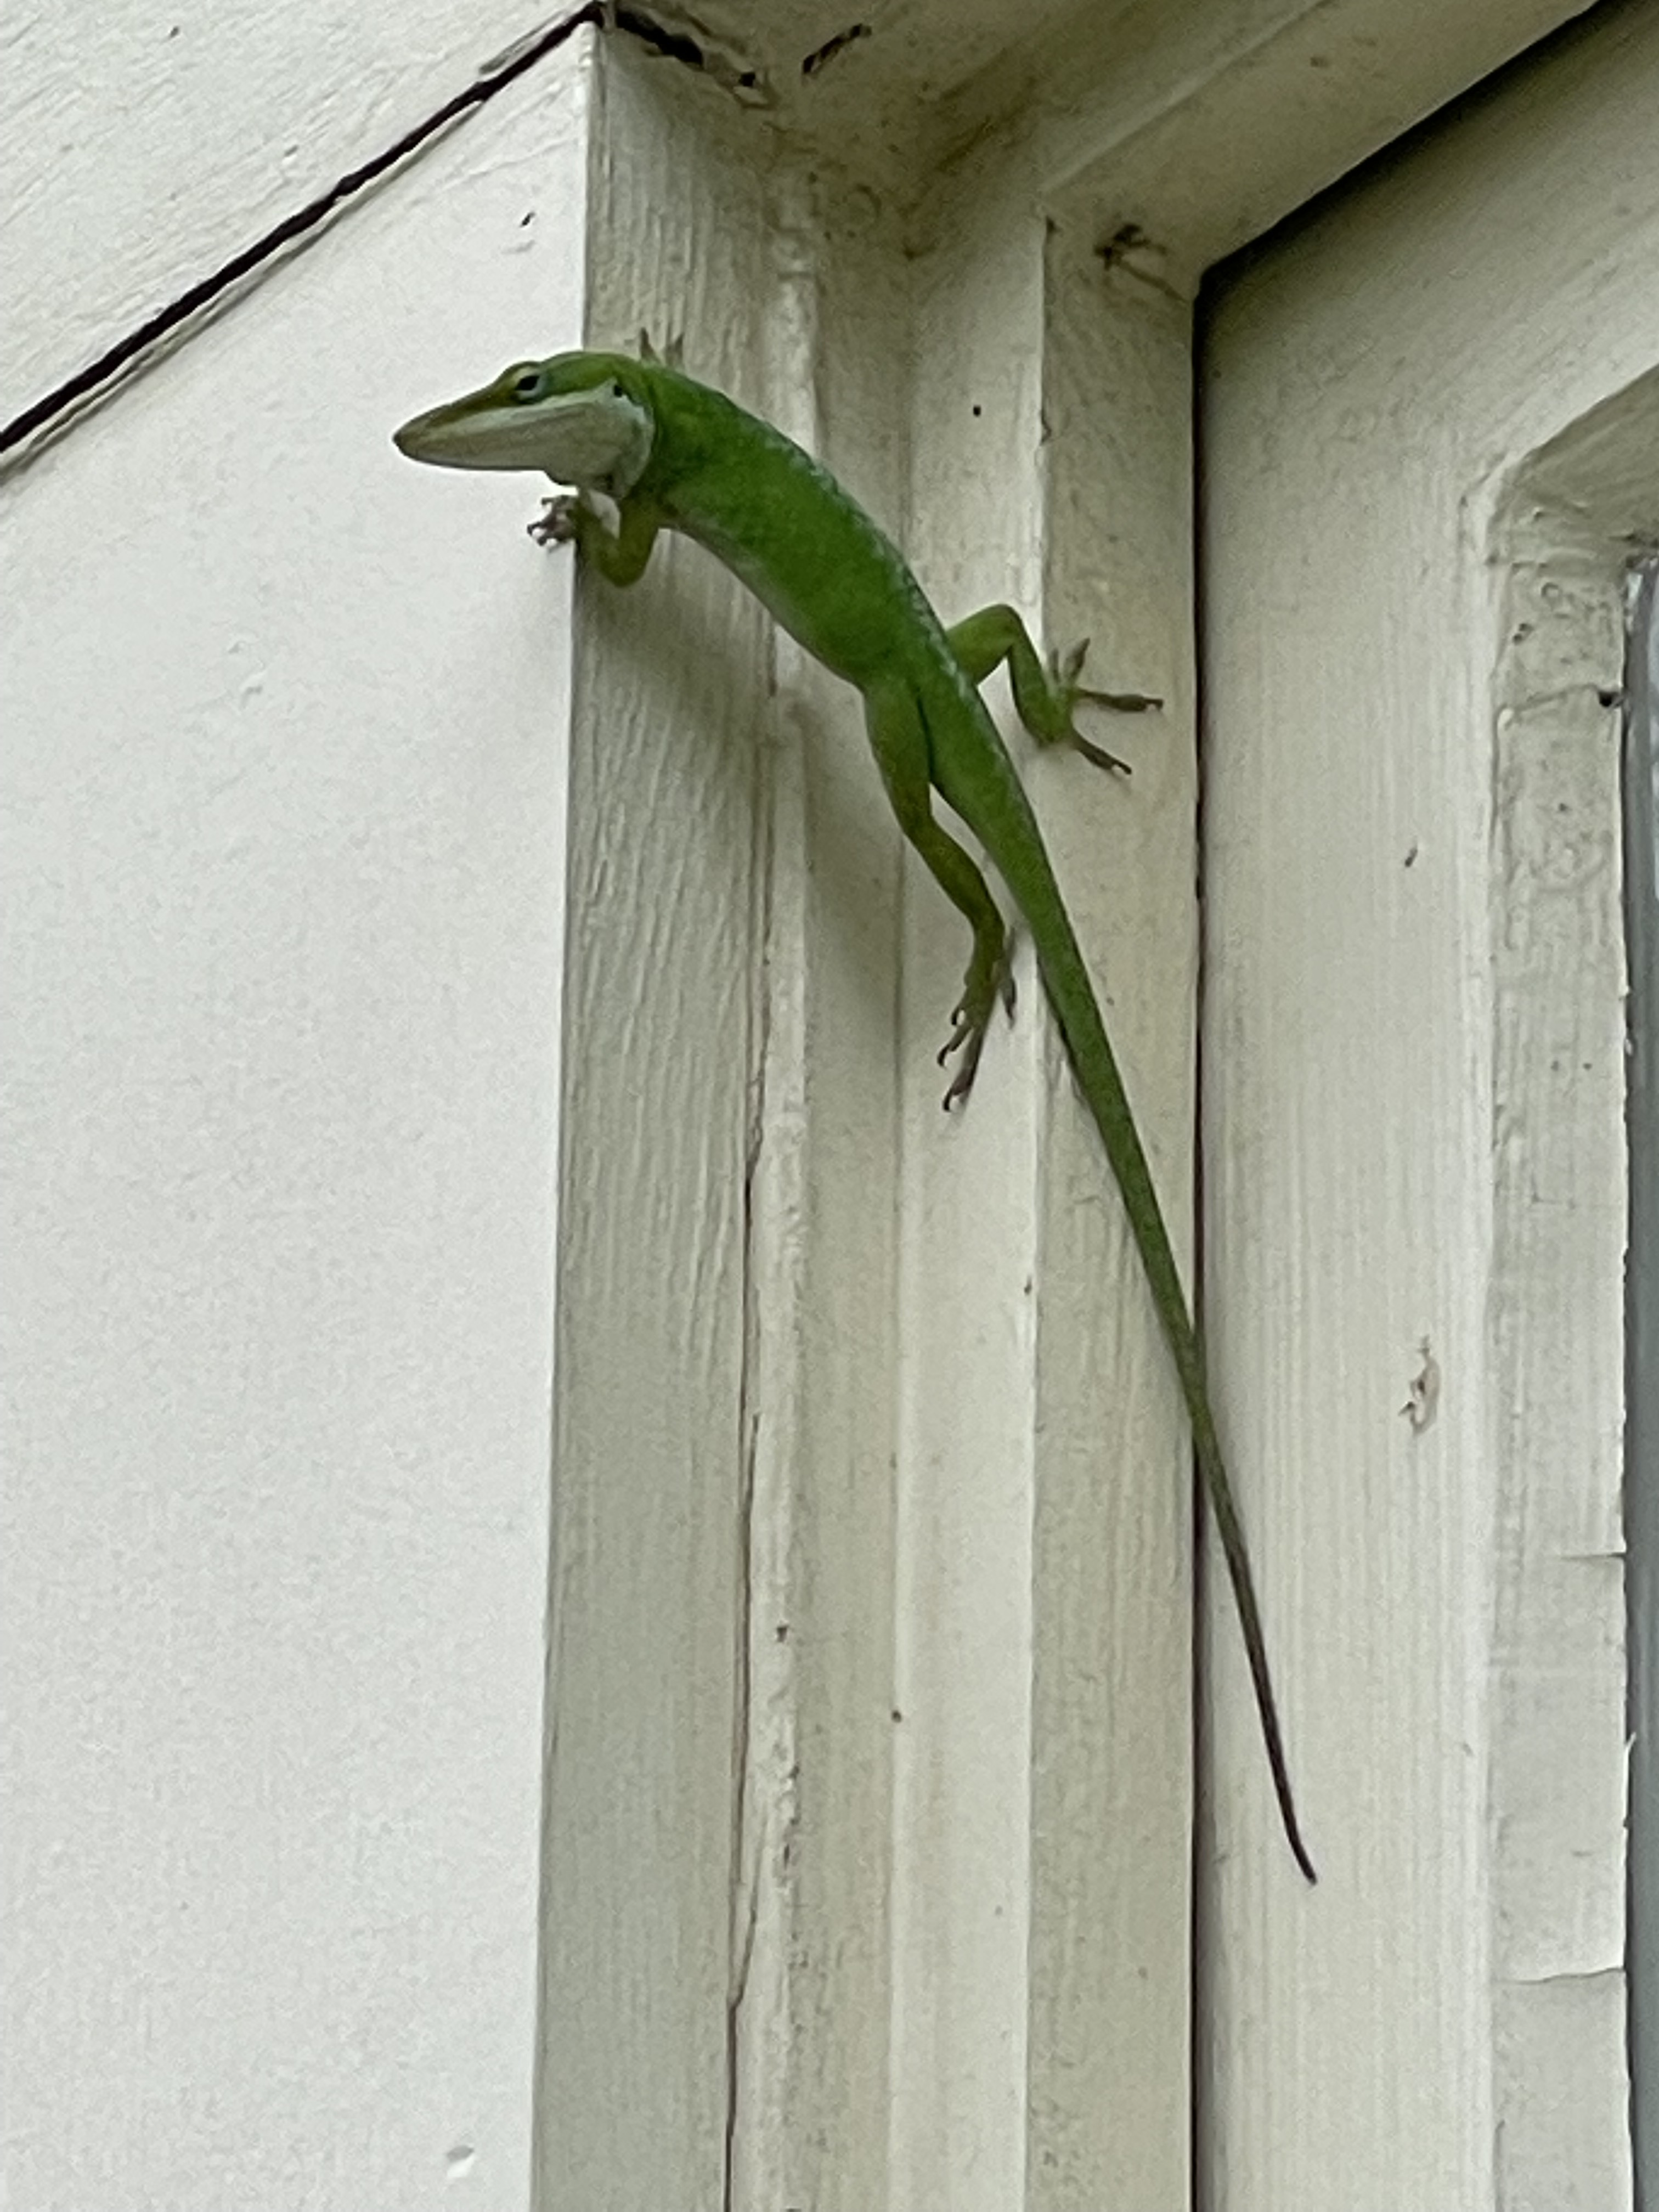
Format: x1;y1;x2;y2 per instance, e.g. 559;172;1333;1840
394;346;1315;1882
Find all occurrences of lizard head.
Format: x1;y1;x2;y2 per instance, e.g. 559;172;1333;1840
393;352;655;496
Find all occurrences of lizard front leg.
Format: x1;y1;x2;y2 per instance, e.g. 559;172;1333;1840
946;603;1158;775
531;491;662;586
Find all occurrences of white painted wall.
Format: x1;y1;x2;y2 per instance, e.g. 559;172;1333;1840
0;0;560;423
1;44;590;2211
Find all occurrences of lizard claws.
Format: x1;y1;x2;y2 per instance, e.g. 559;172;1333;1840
939;1009;989;1107
529;494;582;548
1069;731;1136;775
937;943;1016;1107
1050;637;1161;773
1075;685;1161;714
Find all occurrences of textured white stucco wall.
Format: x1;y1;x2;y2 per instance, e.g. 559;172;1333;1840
1;39;591;2211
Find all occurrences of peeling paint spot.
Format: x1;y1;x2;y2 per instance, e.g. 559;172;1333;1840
1401;1338;1440;1435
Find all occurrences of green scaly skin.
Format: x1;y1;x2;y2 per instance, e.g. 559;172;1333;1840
395;349;1315;1881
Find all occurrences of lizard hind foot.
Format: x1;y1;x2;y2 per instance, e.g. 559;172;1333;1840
937;941;1017;1109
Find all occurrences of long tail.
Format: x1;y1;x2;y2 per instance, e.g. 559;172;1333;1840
1031;887;1316;1883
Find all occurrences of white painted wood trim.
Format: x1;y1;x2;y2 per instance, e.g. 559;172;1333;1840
1197;10;1659;2199
1626;560;1659;2185
531;45;782;2212
546;9;1625;2210
1483;489;1628;2212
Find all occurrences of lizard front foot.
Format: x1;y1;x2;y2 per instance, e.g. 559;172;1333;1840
1052;639;1160;775
529;494;583;548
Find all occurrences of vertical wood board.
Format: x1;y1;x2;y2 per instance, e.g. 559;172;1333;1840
1200;7;1659;2201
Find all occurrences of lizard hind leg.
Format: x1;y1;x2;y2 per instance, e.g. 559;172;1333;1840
862;676;1013;1108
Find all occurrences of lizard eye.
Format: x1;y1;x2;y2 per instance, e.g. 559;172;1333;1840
509;365;546;402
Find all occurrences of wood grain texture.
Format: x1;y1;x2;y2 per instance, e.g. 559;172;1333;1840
891;187;1049;2212
1200;5;1659;2202
1026;217;1200;2211
1624;562;1659;2201
531;43;778;2212
726;176;911;2212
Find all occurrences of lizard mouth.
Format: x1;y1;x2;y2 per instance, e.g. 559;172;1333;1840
393;388;653;493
